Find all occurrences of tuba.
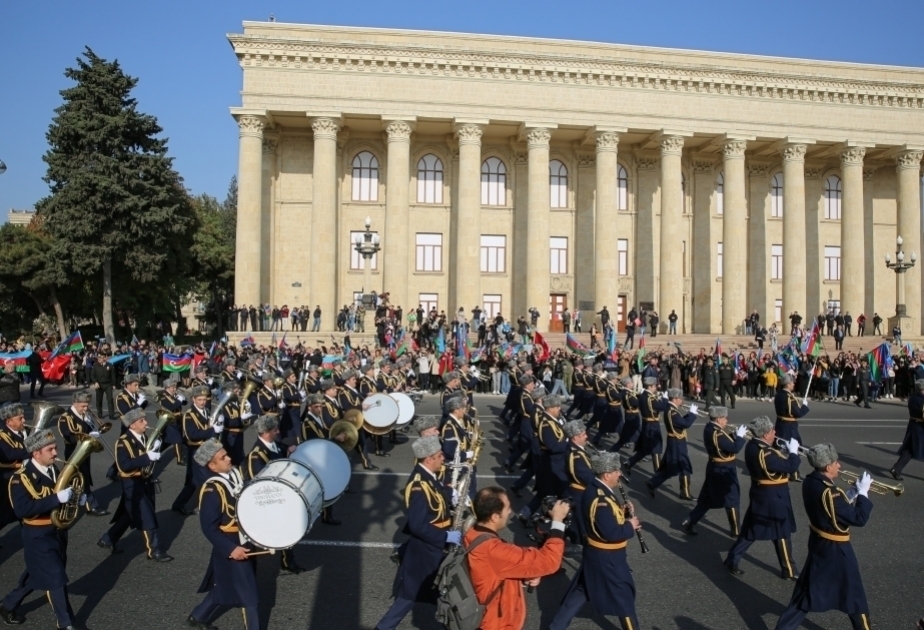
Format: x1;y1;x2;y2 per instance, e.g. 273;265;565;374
239;377;260;428
209;388;235;426
51;434;104;529
26;401;65;435
142;409;176;477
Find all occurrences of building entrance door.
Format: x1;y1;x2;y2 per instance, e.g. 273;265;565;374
549;294;567;332
616;295;627;332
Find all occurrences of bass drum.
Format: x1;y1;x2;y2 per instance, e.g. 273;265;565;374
236;460;325;550
390;392;415;427
291;440;352;507
363;393;399;435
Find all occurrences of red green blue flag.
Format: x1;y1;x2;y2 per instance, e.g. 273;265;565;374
50;330;84;359
565;333;592;356
163;353;193;372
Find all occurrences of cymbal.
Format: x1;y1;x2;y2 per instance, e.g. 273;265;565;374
329;420;359;451
343;409;364;430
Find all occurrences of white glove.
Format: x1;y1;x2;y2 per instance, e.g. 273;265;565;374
207;377;214;385
787;438;800;455
213;423;224;434
240;410;254;421
236;370;243;379
152;439;162;452
137;393;146;404
146;449;161;462
57;488;73;504
735;425;748;438
855;471;872;497
89;431;101;438
300;392;307;402
78;493;87;507
661;391;668;399
451;489;460;507
278;401;286;409
177;394;186;403
445;530;463;545
688;404;699;416
465;450;474;460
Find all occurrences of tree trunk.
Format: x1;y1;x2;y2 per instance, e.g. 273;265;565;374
102;258;115;343
26;292;46;316
48;286;67;340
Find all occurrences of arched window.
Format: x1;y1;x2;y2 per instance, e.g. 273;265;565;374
351;151;379;202
617;165;629;211
481;157;506;206
549;160;568;208
824;175;842;220
416;154;443;204
715;171;724;215
771;173;784;218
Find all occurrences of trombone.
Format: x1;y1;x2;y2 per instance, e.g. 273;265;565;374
839;469;904;497
678;403;708;418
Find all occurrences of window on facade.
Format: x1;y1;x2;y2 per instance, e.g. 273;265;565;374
419;293;438;313
617;165;629;211
771;173;784;218
416;154;444;204
771;244;783;280
716;171;724;215
775;298;783;323
827;299;841;315
483;294;502;319
618;239;629;276
415;233;442;272
480;235;506;273
824;175;842;220
824;246;841;280
481;157;506;206
350;231;378;270
717;242;723;278
351;151;379;202
550;237;568;274
549;160;568;208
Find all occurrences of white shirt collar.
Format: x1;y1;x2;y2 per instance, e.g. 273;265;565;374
259;437;279;453
129;429;145;442
32;458;55;480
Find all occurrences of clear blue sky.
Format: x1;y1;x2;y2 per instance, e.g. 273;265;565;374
2;1;922;215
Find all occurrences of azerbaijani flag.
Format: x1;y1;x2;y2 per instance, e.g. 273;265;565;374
0;350;30;373
321;354;343;376
867;342;891;382
240;335;255;347
637;332;647;371
714;337;722;359
436;327;446;354
131;334;140;346
395;336;417;357
278;332;288;350
163;353;193;372
902;342;915;357
50;330;84;359
565;333;592;356
470;345;486;363
606;327;617;360
801;320;821;356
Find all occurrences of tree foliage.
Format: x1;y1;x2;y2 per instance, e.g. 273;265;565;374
190;176;237;334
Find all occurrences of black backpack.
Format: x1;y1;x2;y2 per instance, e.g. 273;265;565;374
434;534;503;630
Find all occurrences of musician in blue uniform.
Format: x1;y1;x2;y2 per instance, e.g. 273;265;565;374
774;375;809;481
584;364;608;437
220;380;252;466
591;373;624;447
373;436;459;630
115;373;148;429
504;374;536;474
172;385;222;516
217;358;242;388
611;377;641;452
98;407;173;561
774;443;874;630
250;373;278;419
58;391;109;516
278;368;302;439
534;395;569;502
890;378;924;480
440;396;474;469
563;419;595;542
681;406;747;536
646;389;698;499
0;430;78;628
724;416;801;579
187;438;259;630
622;377;666;477
158;376;189;466
338;370;377;470
298;393;329;442
564;361;587;420
0;404;28;542
548;451;642;630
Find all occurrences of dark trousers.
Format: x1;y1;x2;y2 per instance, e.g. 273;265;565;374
892;449;915;475
191;591;259;630
172;447;200;509
687;504;740;536
704;388;718;409
102;519;161;557
725;536;796;578
29;373;45;398
374;596;419;630
775;607;869;630
95;385;115;418
548;575;638;630
2;572;73;628
719;383;736;408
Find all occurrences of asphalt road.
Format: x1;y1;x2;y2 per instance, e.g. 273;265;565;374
1;385;921;630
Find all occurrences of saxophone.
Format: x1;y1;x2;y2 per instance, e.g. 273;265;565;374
51;434;104;529
450;428;484;533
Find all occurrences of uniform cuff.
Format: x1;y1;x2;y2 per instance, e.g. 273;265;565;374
549;521;566;533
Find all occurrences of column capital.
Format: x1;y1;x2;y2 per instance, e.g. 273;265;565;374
779;144;807;163
234;114;266;138
747;161;773;177
383;118;416;143
262;136;278;155
722;139;748;160
453;123;484;146
659;135;685;156
525;128;552;149
895;150;924;170
691;154;718;174
594;131;620;153
839;146;867;166
310;116;341;140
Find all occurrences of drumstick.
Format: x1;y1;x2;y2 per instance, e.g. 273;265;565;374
241;549;276;558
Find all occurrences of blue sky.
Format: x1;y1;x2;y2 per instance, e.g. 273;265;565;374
1;1;922;215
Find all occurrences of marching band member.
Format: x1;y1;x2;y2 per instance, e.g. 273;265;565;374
217;358;241;388
584;364;608;437
277;368;301;438
890;378;924;480
724;416;801;579
564;361;587;420
250;373;278;419
439;396;473;469
359;363;389;457
504;374;536;477
0;430;79;628
534;394;569;502
221;380;252;466
774;374;809;482
298;393;328;442
98;408;173;562
646;388;698;500
621;377;666;477
172;385;222;516
563;419;595;542
159;376;189;466
412;415;440;439
0;404;29;541
115;373;148;429
191;364;214;395
774;444;874;630
373;436;458;630
589;372;623;447
186;438;259;630
338;370;377;470
681;406;747;536
549;452;642;630
57;391;109;516
611;376;641;453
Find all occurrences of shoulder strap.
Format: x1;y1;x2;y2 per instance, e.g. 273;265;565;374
463;533;504;605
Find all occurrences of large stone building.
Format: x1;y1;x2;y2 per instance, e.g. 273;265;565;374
228;22;924;334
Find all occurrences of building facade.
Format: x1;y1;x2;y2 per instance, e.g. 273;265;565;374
229;22;924;334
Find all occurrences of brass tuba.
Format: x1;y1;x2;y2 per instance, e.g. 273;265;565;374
26;401;65;435
239;377;260;428
142;409;176;477
51;434;104;529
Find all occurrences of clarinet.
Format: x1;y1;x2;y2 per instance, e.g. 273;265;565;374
616;480;650;554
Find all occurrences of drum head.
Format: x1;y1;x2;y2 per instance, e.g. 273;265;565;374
390;393;415;426
291;440;352;506
237;460;321;549
364;393;399;429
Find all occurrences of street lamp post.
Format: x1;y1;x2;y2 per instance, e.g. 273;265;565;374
885;234;917;337
353;216;381;308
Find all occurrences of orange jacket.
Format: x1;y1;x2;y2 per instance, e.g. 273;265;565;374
463;525;566;630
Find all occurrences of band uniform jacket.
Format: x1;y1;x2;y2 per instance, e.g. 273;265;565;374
658;405;697;476
898;390;924;461
116;388;148;420
565;443;595;540
774;389;809;443
279;381;302;438
244;438;286;481
183;406;220;487
360;376;381;397
618;388;641;444
598;380;623;434
111;430;159;532
221;400;246;465
251;386;278;418
561;478;638;618
740;439;801;540
338;386;363;413
537;411;569;496
394;463;453;603
58;407;100;486
321;396;341;431
518;390;538;453
158;392;187;447
8;460;69;590
440;414;471;463
0;426;28;524
634;391;665;456
698;422;746;509
789;471;872;615
299;409;328;443
196;475;258;607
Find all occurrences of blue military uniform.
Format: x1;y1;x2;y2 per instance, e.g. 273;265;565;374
564;368;586;419
172;405;220;512
510;391;539;494
891;389;924;478
584;372;608;434
339;385;374;469
591;379;624;446
564;443;595;541
725;439;801;578
221;399;248;465
158;391;188;464
685;422;746;535
624;391;666;473
775;472;873;630
115;388;148;431
0;426;28;533
278;381;301;439
536;410;569;498
611;387;641;452
58;407;105;512
774;389;809;443
549;478;640;630
647;404;697;498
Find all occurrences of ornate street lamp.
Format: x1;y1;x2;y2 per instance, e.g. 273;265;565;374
353;216;381;307
885;235;917;335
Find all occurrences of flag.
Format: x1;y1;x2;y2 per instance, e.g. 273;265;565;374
278;332;288;350
470;345;486;363
867;342;891;382
436;327;446;354
344;338;353;357
902;342;915;357
163;353;193;372
240;335;255;347
107;353;132;365
801;320;821;356
395;336;417;357
534;331;550;362
637;332;647;371
131;334;140;346
270;332;277;348
606;327;616;358
321;354;343;376
0;350;31;373
565;333;592;356
714;337;722;358
50;330;84;359
208;341;218;359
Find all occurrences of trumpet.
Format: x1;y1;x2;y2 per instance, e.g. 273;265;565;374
775;437;810;456
838;469;904;497
679;403;708;418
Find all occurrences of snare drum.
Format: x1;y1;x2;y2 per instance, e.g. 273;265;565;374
291;440;352;506
390;392;416;427
363;393;399;435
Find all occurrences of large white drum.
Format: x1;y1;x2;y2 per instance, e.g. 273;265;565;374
390;393;416;427
291;440;351;507
237;460;324;550
363;393;399;435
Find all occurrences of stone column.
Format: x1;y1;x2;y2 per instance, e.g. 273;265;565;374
526;127;552;331
261;136;277;304
310;116;341;330
233;114;265;307
896;149;924;333
383;118;415;313
780;144;807;333
453;123;484;315
594;130;621;319
658;136;684;321
721;139;748;334
840;146;866;321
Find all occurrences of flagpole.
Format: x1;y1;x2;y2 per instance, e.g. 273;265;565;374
802;359;814;406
